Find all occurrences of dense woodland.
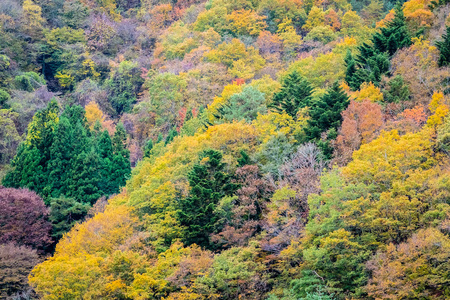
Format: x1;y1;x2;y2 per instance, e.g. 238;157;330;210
1;0;450;299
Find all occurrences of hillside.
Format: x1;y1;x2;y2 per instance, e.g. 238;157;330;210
1;0;450;299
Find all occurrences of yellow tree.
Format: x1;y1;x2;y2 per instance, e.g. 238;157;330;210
22;0;44;39
85;101;105;129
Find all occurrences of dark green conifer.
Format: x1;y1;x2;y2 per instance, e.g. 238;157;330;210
66;149;101;205
97;130;115;195
270;71;314;117
143;139;154;158
2;100;59;196
344;50;359;91
165;128;178;145
178;150;238;249
345;3;411;89
47;116;74;198
436;26;450;67
110;123;130;193
237;150;251;167
49;196;89;240
303;82;350;158
372;2;411;55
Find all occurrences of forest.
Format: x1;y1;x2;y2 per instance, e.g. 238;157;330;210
0;0;450;299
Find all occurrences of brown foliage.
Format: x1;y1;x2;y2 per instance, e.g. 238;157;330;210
0;243;41;298
211;165;273;248
366;227;450;299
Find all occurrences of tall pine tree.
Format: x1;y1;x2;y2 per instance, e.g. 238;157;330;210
303;81;350;158
47;116;74;198
436;26;450;67
345;3;411;90
270;71;314;117
2;100;59;196
96;130;116;195
178;150;238;249
110;123;130;194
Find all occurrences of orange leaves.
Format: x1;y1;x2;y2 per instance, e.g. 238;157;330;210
324;9;341;31
334;100;384;165
399;104;427;127
376;9;394;28
403;0;434;28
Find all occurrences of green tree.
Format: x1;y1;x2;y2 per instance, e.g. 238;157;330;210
49;196;89;240
2;100;59;196
66;149;101;205
178;150;238;249
0;89;10;109
47;116;74;198
372;2;411;56
97;130;116;195
14;72;46;92
270;71;314;118
345;3;411;90
110;123;130;193
143;139;153;158
382;75;410;103
344;51;359;91
303;82;350;158
436;26;450;67
165;128;178;146
220;86;267;122
106;61;144;116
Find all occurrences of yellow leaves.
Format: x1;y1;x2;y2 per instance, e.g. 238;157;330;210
341;10;364;37
55;71;74;89
85;101;105;129
201;28;222;48
158;22;200;60
427;92;449;128
29;253;105;300
22;0;44;29
342;128;435;189
351;82;384;102
207;82;244;122
410;37;439;68
277;18;303;53
286;50;346;89
366;227;450;299
82;58;100;78
320;228;361;249
54;205;136;256
249;75;282;103
226;9;267;36
266;187;297;227
403;0;434;28
128;243;214;299
252;110;308;145
302;6;325;32
204;39;265;79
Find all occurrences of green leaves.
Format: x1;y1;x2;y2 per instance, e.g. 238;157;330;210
436;26;450;67
178;149;238;249
270;71;314;118
303;81;350;159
